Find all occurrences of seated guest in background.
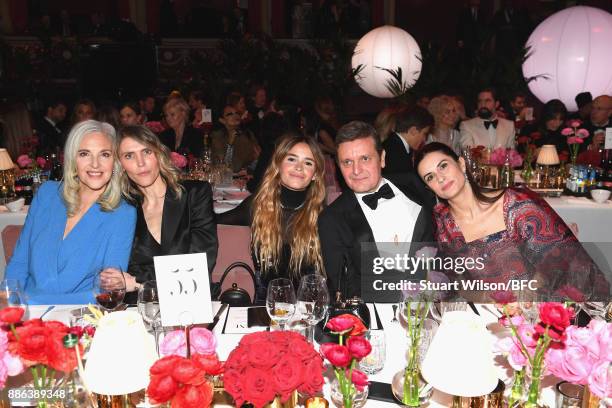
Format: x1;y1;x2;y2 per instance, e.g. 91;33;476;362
227;91;248;121
415;142;609;297
188;89;209;128
374;104;405;143
71;99;96;126
383;106;433;176
312;96;340;155
110;125;218;303
583;95;611;153
503;91;527;122
460;88;515;149
427;95;461;154
6;120;136;304
520;99;567;156
211;105;259;172
140;93;158;122
451;95;468;123
97;104;121;131
119;102;143;127
217;133;326;302
36;97;67;153
319;121;434;298
568;91;592;121
159;97;204;157
247;84;268;141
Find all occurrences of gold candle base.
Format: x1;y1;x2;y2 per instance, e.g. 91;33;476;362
451;379;505;408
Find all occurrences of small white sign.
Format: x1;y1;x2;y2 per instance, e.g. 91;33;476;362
154;253;213;326
605;128;612;150
200;108;212;124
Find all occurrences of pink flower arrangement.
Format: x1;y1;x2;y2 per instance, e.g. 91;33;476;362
489;148;523;167
561;128;574;136
0;329;24;389
36;157;46;168
562;121;590;164
545;319;611;398
16;154;32;168
160;328;217;357
170;152;188;169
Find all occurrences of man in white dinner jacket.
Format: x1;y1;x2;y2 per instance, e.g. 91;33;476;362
460;88;515;149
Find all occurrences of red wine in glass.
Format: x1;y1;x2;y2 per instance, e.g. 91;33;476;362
96;290;126;310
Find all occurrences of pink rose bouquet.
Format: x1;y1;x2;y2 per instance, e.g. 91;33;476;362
489;147;523;167
170;152;188;169
159;328;217;357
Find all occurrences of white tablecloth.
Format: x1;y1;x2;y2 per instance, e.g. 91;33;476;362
25;303;564;408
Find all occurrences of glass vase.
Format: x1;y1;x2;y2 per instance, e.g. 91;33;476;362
521;161;534;184
330;379;368;408
391;368;433;407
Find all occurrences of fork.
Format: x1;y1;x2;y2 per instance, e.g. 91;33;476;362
391;304;398;323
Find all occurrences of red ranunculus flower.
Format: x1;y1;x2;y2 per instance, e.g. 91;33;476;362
147;374;178;404
172;358;206;386
347;336;372;360
46;332;81;372
150;355;184;376
272;356;304;402
350;369;369;391
534;322;566;342
193;353;223;376
326;315;356;333
12;324;48;365
320;343;351;367
0;307;24;324
538;303;574;333
171;383;213;408
242;367;276;408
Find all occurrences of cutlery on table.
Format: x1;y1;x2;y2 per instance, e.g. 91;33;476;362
373;303;384;330
208;303;229;331
391;304;398;323
40;305;55;319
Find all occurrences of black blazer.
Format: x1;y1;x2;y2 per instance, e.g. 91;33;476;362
318;173;434;300
159;125;204;157
126;181;218;301
35;117;64;153
382;133;415;176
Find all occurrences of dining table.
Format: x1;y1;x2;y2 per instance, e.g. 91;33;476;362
10;302;570;408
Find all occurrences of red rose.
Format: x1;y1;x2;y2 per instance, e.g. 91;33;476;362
83;326;96;337
222;370;244;406
22;318;43;327
68;326;83;338
239;331;268;346
246;340;282;369
298;358;324;396
350;369;369;391
0;307;24;324
193;353;223;376
172;358;206;386
13;324;48;365
534;322;566;342
538;303;574;333
224;347;249;371
347;336;372;360
171;383;213;408
320;344;351;367
289;338;318;362
272;356;304;402
150;355;183;376
242;367;276;408
147;374;178;404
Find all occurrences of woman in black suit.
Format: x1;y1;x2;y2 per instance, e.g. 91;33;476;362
159;97;204;157
111;125;218;303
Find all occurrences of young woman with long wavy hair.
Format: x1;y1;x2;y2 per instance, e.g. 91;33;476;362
217;132;327;301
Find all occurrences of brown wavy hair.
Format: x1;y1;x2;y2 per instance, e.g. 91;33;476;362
252;133;326;277
116;125;183;203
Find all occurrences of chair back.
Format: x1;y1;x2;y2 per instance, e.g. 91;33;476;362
2;225;23;263
211;225;255;300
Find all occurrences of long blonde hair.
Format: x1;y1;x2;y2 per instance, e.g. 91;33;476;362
116;125;183;203
62;120;122;216
252;134;326;277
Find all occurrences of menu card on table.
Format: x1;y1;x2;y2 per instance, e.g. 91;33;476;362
154;253;213;327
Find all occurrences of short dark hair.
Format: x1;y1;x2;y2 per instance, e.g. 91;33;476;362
575;92;593;109
478;87;497;101
120;101;141;115
44;97;66;110
226;91;244;107
190;90;207;104
335;121;382;154
395;107;434;133
540;99;567;124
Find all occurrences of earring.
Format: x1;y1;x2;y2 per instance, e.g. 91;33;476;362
464;172;468;180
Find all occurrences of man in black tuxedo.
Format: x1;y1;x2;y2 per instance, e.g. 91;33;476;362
35;98;67;154
318;121;434;301
382;107;433;177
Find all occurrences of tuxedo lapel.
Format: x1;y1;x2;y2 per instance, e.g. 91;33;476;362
160;191;184;251
342;193;375;244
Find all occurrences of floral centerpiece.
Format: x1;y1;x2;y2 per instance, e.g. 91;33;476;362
170;152;188;169
320;314;371;408
147;328;223;408
223;331;324;408
489;147;523;167
0;307;89;408
561;120;589;165
496;302;575;408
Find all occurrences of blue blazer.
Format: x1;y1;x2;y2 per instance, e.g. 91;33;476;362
6;181;136;304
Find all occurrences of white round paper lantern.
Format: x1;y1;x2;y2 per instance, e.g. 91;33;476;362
522;6;612;112
351;25;422;98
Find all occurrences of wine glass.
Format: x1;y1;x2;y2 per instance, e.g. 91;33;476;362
296;274;329;343
94;268;126;312
138;281;162;354
0;279;28;317
266;278;296;331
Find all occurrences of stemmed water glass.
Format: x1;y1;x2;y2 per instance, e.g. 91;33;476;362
0;279;28;317
93;268;126;312
296;274;329;343
266;278;297;331
138;281;162;354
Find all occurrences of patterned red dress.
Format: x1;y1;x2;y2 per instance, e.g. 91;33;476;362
433;187;609;299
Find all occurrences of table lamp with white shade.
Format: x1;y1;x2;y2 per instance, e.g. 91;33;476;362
421;311;498;400
536;145;560;188
84;311;157;400
0;149;15;204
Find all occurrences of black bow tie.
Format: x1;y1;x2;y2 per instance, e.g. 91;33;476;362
362;183;395;210
484;120;498;130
